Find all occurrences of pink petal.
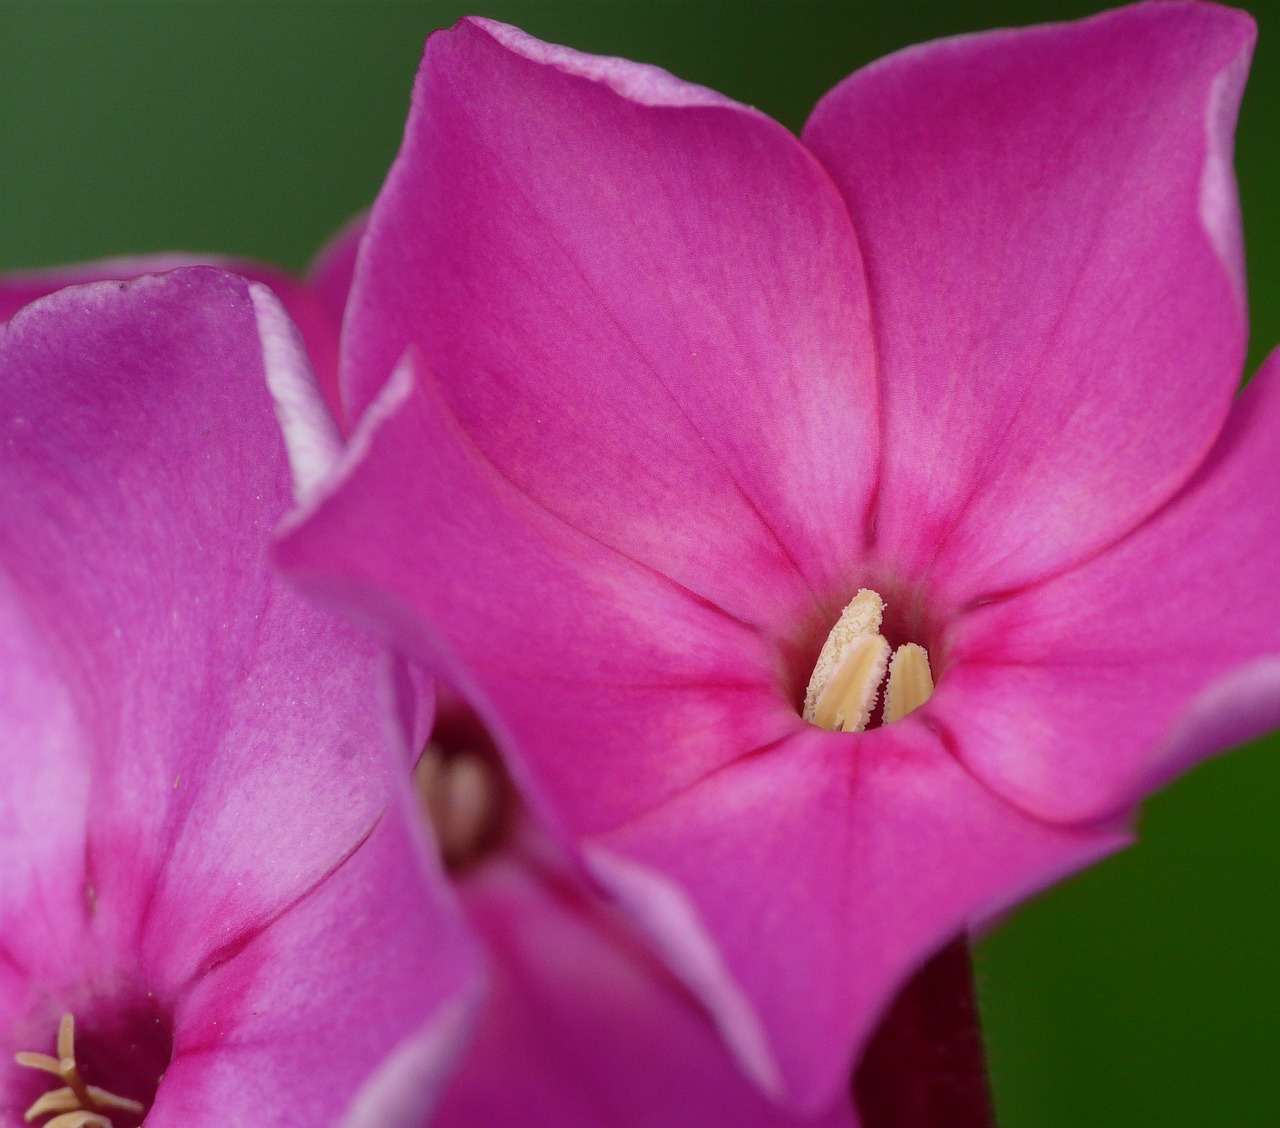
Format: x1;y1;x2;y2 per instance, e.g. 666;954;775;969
149;786;479;1128
278;357;793;835
0;254;345;422
0;585;89;1003
935;346;1280;823
0;273;390;992
585;725;1125;1111
435;847;859;1128
342;16;880;633
0;254;216;323
803;2;1254;613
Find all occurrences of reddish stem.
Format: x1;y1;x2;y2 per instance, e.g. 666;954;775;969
852;934;995;1128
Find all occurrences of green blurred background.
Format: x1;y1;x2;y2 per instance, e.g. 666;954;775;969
3;2;1277;1123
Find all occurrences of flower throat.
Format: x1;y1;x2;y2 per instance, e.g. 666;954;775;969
803;589;934;732
15;1013;145;1128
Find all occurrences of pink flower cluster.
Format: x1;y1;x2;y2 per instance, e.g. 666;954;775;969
2;4;1275;1126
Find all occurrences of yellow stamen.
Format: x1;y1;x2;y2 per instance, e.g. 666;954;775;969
23;1089;80;1121
882;643;936;725
804;589;936;732
85;1090;146;1115
812;633;891;733
15;1014;144;1128
803;589;885;723
43;1114;111;1128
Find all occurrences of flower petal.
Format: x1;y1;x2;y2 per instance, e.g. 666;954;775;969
277;356;791;835
0;579;89;1002
803;2;1254;611
583;725;1125;1111
342;17;880;632
0;272;393;993
0;254;345;422
147;787;479;1128
935;346;1280;823
435;845;859;1128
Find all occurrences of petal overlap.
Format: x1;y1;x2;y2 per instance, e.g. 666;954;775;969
435;840;860;1128
584;725;1125;1109
279;358;793;835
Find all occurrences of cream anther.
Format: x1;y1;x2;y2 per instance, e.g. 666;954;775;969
882;643;935;725
16;1013;144;1128
804;589;935;732
812;632;891;733
803;590;884;723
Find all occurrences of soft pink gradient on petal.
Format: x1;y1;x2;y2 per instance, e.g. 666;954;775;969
0;581;89;1005
804;2;1253;613
935;346;1280;823
435;846;859;1128
152;791;477;1128
0;274;379;993
585;725;1126;1111
0;253;345;422
278;357;794;835
343;17;880;636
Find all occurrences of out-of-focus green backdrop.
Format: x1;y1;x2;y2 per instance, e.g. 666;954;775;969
3;2;1277;1123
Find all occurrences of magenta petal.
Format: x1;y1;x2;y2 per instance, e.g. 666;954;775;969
584;726;1125;1111
278;358;793;834
0;581;88;992
343;17;880;629
1;270;477;1126
0;273;394;987
936;346;1280;823
0;255;218;323
150;787;478;1128
435;849;858;1128
0;254;345;422
804;2;1254;610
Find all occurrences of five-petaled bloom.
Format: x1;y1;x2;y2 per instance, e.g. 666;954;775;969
0;270;477;1128
277;2;1280;1112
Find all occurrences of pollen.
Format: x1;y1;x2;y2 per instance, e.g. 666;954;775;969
15;1013;144;1128
803;589;935;733
882;642;935;725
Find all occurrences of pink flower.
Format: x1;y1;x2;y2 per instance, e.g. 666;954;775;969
0;269;477;1128
277;3;1272;1112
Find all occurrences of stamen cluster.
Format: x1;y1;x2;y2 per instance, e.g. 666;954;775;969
15;1014;144;1128
803;590;935;733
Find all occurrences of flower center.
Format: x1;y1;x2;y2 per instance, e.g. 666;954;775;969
803;589;935;733
15;1013;145;1128
413;739;511;873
